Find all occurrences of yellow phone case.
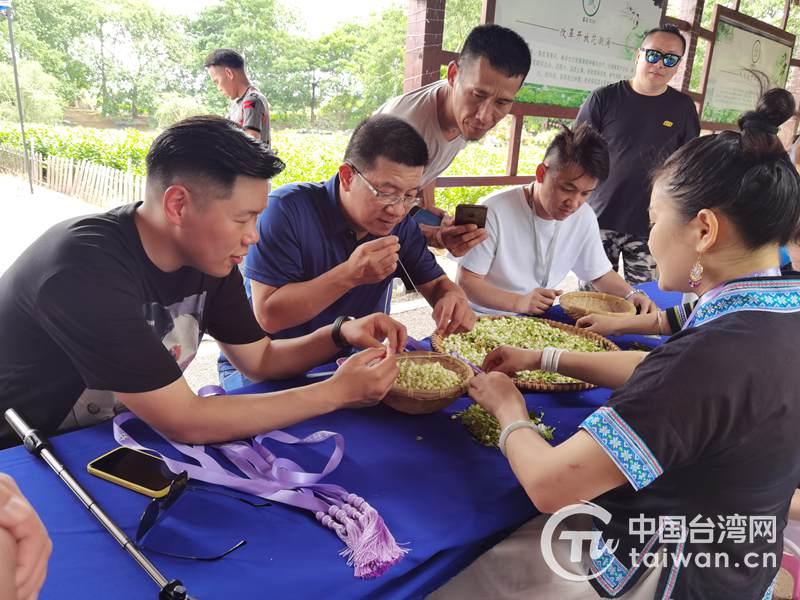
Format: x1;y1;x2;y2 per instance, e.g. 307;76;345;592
87;447;172;498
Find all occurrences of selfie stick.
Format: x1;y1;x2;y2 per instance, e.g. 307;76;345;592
4;409;197;600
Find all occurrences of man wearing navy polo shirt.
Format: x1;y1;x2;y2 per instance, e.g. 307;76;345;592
218;115;476;391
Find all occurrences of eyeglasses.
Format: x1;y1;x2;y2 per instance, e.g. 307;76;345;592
641;48;682;68
136;471;270;561
349;164;422;208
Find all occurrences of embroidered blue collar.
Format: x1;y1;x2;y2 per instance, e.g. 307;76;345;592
683;274;800;329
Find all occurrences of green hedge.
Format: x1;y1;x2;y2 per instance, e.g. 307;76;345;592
0;124;153;174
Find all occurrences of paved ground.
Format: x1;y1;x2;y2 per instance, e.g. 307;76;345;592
0;175;101;274
0;175;578;391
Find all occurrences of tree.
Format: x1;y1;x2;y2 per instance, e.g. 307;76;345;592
2;0;507;128
312;7;407;128
0;58;64;123
7;0;195;119
79;1;194;118
348;6;406;119
154;93;208;128
2;0;100;104
442;0;482;51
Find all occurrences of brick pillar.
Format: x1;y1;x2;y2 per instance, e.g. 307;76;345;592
672;0;704;93
404;0;446;93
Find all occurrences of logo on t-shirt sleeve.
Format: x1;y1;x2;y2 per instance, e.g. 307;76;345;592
662;120;674;128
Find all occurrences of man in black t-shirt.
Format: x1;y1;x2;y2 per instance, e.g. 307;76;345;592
576;24;700;284
0;116;406;449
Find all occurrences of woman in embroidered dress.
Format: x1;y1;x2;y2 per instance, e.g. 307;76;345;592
431;89;800;599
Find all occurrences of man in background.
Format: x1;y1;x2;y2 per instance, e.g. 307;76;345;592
376;24;531;257
575;24;700;284
205;48;271;149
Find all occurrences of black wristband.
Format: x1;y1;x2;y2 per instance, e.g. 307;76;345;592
331;316;354;349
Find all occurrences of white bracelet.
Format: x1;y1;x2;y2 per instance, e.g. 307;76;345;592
540;346;565;373
541;347;554;372
625;289;646;300
499;420;540;457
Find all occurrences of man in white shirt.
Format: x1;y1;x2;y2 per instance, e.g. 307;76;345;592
457;124;657;316
377;24;531;257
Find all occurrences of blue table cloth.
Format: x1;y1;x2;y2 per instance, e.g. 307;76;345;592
0;283;679;599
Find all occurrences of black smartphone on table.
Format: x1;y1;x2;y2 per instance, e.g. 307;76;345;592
454;204;488;228
87;446;177;498
409;205;443;227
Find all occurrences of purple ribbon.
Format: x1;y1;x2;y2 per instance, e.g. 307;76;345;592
197;385;226;397
112;413;407;577
405;336;428;352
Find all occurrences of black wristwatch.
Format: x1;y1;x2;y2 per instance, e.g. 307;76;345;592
331;316;355;349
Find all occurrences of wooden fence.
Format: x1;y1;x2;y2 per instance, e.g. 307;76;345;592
0;144;145;208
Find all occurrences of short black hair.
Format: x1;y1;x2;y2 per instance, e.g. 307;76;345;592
459;24;531;80
146;115;284;199
544;123;610;182
344;115;428;171
653;88;800;248
641;24;686;54
203;49;245;70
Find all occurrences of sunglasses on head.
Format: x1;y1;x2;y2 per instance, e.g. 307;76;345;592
641;48;682;68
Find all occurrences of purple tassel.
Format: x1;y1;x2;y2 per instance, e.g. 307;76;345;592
345;494;408;579
314;496;409;579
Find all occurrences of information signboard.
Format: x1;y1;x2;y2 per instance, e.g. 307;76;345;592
701;11;793;124
493;0;666;107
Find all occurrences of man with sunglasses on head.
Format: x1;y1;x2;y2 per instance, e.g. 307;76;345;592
576;24;700;286
217;114;475;391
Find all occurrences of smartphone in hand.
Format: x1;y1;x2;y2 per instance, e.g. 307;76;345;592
454;204;488;228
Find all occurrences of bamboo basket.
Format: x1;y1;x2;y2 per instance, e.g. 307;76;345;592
431;316;620;392
559;291;636;320
383;351;473;415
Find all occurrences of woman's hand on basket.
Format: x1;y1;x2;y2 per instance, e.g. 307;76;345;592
330;346;399;408
469;372;528;423
514;288;562;315
575;314;622;336
481;346;541;376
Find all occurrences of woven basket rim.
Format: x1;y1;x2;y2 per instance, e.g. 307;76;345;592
559;291;636;319
389;351;473;399
430;316;619;392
